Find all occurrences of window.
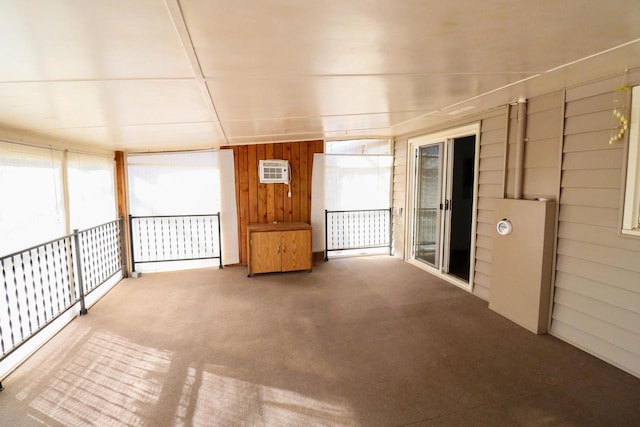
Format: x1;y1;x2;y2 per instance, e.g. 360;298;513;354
316;141;394;257
324;155;393;211
323;139;393;210
67;152;116;230
0;142;66;255
325;138;391;155
126;150;239;266
623;86;640;236
0;141;117;256
127;151;221;216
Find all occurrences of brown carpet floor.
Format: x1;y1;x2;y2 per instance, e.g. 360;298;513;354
1;256;639;426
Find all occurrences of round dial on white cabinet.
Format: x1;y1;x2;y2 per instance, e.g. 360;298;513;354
496;219;513;236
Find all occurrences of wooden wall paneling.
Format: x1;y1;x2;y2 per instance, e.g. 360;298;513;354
282;142;293;222
291;143;301;221
266;144;276;222
273;143;284;222
307;142;319;223
248;144;259;224
231;146;242;264
114;151;131;273
256;144;268;223
238;145;249;265
300;142;309;222
222;140;324;265
114;151;127;218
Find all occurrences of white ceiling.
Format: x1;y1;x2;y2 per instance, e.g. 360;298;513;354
1;0;640;151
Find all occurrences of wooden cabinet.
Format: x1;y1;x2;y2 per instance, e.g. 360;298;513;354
247;222;312;276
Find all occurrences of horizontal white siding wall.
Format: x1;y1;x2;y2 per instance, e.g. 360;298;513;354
551;78;640;378
392;138;408;259
474;109;508;300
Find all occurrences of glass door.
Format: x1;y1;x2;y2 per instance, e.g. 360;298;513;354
408;124;479;289
413;143;444;267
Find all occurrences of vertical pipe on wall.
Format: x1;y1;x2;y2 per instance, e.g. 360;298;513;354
514;99;528;199
501;104;512;198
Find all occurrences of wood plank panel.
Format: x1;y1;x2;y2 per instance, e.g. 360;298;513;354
290;142;301;222
256;144;267;223
299;142;309;223
282;142;293;222
114;151;131;271
221;140;323;264
238;145;249;265
265;144;275;223
114;151;127;218
248;144;258;224
273;143;284;222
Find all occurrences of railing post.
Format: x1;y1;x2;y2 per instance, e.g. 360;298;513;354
128;215;136;273
324;209;329;261
73;229;87;315
388;207;393;256
217;213;223;269
119;216;129;278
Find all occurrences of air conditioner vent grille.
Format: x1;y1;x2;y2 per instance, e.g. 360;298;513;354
258;159;290;184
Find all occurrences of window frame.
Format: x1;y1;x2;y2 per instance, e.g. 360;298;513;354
622;86;640;237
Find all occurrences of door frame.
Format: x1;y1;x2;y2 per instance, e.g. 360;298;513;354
405;123;481;292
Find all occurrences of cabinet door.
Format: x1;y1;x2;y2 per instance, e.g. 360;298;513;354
281;230;312;272
250;231;281;274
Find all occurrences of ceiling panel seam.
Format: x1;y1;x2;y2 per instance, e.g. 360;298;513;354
164;0;228;145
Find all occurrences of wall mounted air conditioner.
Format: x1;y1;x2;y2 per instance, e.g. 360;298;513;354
258;159;290;184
